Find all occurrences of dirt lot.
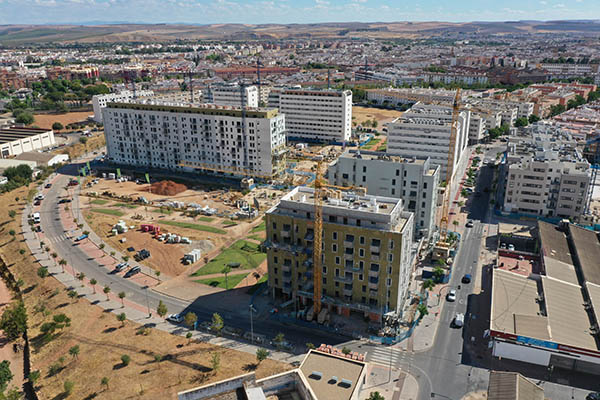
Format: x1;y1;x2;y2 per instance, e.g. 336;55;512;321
0;279;24;393
32;111;94;130
1;185;291;400
352;106;402;128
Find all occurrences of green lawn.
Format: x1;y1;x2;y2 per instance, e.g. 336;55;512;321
90;199;109;205
361;138;381;150
222;220;238;227
152;208;173;215
192;240;266;276
196;273;249;289
248;234;264;242
90;208;124;217
159;220;226;234
247;274;268;294
197;216;214;222
113;203;138;209
250;220;266;233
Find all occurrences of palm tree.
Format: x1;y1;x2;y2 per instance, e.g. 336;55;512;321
101;377;109;391
76;272;85;287
90;278;97;294
117;313;126;327
59;259;67;273
118;291;126;307
69;345;80;360
103;286;111;301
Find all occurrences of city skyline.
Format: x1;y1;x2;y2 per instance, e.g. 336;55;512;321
0;0;598;25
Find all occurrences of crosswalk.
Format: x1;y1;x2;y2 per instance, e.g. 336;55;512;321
46;233;70;244
367;346;412;367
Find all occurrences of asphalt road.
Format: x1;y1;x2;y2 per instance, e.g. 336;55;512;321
38;161;346;352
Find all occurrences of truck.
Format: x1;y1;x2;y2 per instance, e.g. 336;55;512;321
75;234;88;242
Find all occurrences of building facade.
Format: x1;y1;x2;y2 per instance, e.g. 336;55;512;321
102;102;286;177
0;127;55;158
265;186;414;321
277;88;352;143
327;150;439;240
386;103;470;182
92;90;154;122
210;83;259;108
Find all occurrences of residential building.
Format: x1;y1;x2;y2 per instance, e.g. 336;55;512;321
274;88;352;143
386;103;470;182
366;88;469;107
538;63;600;79
265;186;414;321
102;101;286;178
210;83;259;108
468;113;486;144
92;90;154;122
0;127;55;158
503;123;592;219
327;149;439;240
490;222;600;375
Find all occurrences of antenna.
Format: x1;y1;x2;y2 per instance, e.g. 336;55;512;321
327;68;331;90
188;70;194;103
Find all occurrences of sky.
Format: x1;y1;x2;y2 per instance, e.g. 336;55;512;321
0;0;597;25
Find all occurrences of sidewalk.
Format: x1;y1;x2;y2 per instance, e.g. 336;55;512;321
358;364;419;400
21;160;304;365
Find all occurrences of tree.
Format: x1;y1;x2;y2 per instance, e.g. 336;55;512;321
274;332;285;345
210;353;220;373
76;272;85;286
342;346;351;355
28;369;41;386
211;313;224;334
8;230;15;239
103;286;111;301
417;303;429;318
514;117;528;127
184;312;197;329
59;259;67;272
156;300;167;318
186;332;193;344
101;376;109;391
52;122;64;131
15;111;34;125
90;278;97;293
99;243;105;250
121;255;129;262
37;266;49;278
0;360;13;393
367;392;385;400
117;312;126;327
79;136;88;151
221;265;232;289
256;348;269;364
67;290;78;302
63;380;74;396
528;114;541;124
69;344;80;360
120;354;131;366
422;279;435;291
306;342;315;350
118;291;126;307
8;210;16;219
0;301;27;341
433;267;445;282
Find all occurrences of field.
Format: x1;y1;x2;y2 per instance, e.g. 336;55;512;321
32;111;93;130
250;220;266;233
158;220;227;235
90;208;125;217
0;185;291;400
352;106;402;129
197;273;250;289
192;240;266;276
90;199;109;205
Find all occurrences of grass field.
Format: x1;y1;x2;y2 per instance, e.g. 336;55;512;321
197;216;214;222
90;208;124;217
113;203;138;209
248;234;264;242
250;220;266;233
153;208;173;215
90;199;109;205
361;138;381;150
222;220;237;227
192;240;266;276
159;220;226;235
196;273;249;289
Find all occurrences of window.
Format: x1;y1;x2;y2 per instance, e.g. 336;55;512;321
370;263;379;272
335;256;340;265
371;238;381;247
359;248;365;257
360;236;365;245
345;234;354;242
272;222;277;229
363;166;367;173
335;269;340;277
389;254;393;262
359;274;363;281
323;266;327;274
332;244;337;252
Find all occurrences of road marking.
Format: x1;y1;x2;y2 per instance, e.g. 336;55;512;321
367;347;405;366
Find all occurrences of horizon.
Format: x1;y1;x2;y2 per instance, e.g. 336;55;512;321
1;0;599;25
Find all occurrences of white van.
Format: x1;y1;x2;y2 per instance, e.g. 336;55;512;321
453;313;465;328
32;212;41;224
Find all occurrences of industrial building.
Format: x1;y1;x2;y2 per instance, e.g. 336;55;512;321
0;127;55;158
269;87;352;143
386;103;470;182
265;186;414;322
490;221;600;375
327;149;439;240
503;123;592;219
102;101;286;178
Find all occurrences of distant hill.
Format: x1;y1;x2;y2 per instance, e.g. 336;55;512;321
0;20;599;45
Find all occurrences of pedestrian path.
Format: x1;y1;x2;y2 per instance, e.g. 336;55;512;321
367;346;413;367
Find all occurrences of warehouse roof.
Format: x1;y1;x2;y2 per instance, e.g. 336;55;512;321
538;221;573;265
569;225;600;286
487;371;544;400
0;127;51;145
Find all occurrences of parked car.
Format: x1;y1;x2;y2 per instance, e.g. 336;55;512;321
462;274;472;284
446;290;457;302
45;183;52;189
75;234;88;242
586;392;600;400
166;313;183;323
466;220;474;228
124;266;141;278
33;200;41;206
135;249;150;261
114;262;129;272
58;198;72;204
453;313;465;328
508;244;515;251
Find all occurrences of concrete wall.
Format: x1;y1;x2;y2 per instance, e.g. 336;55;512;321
493;340;551;366
178;373;255;400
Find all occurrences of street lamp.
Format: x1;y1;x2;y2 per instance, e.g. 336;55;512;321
249;304;257;344
144;280;151;318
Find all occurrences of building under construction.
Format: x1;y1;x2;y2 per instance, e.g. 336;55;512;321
265;186;414;322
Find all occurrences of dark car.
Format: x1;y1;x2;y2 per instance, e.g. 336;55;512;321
124;266;141;278
586;393;600;400
462;274;472;284
58;198;72;204
135;249;150;261
45;183;52;189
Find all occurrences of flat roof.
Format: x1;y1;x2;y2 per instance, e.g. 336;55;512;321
488;371;544;400
15;151;57;164
586;282;600;334
300;351;365;400
498;222;535;238
543;257;579;285
491;269;542;336
569;225;600;286
542;276;596;350
0;127;51;145
339;149;428;165
105;101;279;119
538;221;573;266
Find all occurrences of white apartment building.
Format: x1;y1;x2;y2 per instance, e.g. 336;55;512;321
468;114;486;144
102;101;286;177
92;90;154;122
386;103;470;182
210;83;259;108
366;88;467;107
276;88;352;143
327;150;440;240
503;124;592;219
539;63;600;78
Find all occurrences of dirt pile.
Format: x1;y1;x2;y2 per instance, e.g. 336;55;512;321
151;180;187;196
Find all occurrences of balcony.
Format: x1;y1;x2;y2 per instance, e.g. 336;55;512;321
343;288;353;297
370;254;380;262
333;275;353;283
369;269;379;278
344;264;362;273
282;272;292;283
344;253;354;261
281;230;290;238
368;281;379;290
343;240;354;247
370;245;380;253
282;264;291;273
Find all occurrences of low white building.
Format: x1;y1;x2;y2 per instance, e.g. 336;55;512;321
0;127;55;158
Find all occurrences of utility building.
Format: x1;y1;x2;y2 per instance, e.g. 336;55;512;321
265;186;414;322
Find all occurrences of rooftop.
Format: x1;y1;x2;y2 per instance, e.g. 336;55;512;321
300;351;365;400
487;371;544;400
105;101;279;119
538;221;573;266
0;126;51;145
569;225;600;286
